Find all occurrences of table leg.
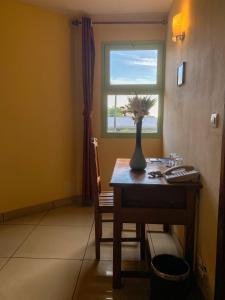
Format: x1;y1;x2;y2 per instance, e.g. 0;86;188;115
185;224;195;268
185;190;196;269
113;187;122;289
113;217;122;288
140;223;145;260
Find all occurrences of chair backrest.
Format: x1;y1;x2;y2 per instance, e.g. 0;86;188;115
90;138;102;204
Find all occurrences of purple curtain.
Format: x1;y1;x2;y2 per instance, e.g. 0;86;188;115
82;17;95;205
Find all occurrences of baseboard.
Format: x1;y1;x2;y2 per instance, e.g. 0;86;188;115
0;195;82;222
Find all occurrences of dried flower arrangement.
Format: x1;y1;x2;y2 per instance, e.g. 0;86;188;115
121;95;157;124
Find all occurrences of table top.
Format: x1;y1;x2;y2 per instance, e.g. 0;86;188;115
109;158;201;188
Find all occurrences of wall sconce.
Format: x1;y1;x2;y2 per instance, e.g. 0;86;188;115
172;13;185;42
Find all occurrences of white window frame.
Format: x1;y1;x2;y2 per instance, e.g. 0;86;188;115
102;41;165;137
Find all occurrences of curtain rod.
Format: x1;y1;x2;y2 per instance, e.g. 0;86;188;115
72;19;167;26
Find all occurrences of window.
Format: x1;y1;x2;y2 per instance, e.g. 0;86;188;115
102;41;164;137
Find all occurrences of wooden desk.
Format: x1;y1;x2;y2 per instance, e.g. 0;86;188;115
110;159;201;289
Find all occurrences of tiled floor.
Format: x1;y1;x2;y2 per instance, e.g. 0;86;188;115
0;205;202;300
0;205;152;300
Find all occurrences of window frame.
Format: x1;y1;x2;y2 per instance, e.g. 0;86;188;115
101;41;165;138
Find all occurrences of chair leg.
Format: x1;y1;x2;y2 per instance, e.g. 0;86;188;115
136;223;141;239
163;224;171;232
140;223;146;260
136;223;145;260
95;212;102;260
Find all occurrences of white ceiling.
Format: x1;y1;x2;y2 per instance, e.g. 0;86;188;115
20;0;173;19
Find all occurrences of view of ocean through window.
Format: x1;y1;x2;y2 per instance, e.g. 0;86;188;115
107;95;159;133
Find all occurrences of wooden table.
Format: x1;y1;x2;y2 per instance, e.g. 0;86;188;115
110;159;201;289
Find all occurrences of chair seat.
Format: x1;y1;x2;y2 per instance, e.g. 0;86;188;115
99;190;114;207
100;191;113;197
99;194;114;207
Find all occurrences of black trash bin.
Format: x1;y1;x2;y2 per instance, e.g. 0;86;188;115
150;254;190;300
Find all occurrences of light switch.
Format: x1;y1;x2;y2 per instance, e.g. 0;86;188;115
210;113;219;128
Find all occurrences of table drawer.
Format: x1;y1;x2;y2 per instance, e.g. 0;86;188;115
121;186;186;209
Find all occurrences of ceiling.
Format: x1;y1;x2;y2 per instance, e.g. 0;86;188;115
20;0;173;20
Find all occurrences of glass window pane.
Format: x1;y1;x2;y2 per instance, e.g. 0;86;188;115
110;50;158;85
107;95;159;133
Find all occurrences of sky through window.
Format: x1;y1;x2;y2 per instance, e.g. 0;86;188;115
110;49;158;85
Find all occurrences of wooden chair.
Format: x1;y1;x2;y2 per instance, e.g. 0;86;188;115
90;137;145;260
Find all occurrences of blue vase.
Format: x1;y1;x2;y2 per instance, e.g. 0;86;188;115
129;118;147;171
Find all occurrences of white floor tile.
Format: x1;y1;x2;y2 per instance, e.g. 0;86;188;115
0;258;81;300
0;225;34;257
0;258;8;270
40;205;94;227
85;224;140;261
14;225;91;259
5;211;47;225
74;260;149;300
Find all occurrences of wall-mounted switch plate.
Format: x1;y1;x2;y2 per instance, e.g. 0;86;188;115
210;113;219;128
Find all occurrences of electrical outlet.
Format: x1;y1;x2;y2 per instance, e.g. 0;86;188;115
210;113;219;128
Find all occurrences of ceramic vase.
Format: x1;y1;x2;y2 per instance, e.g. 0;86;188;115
129;118;147;171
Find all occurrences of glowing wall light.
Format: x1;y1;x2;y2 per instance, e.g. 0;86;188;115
172;13;185;42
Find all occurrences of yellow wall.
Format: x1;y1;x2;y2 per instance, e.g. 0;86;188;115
0;1;165;210
0;0;78;213
164;0;225;298
73;23;166;191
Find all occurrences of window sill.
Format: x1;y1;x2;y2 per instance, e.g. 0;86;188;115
101;132;162;139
